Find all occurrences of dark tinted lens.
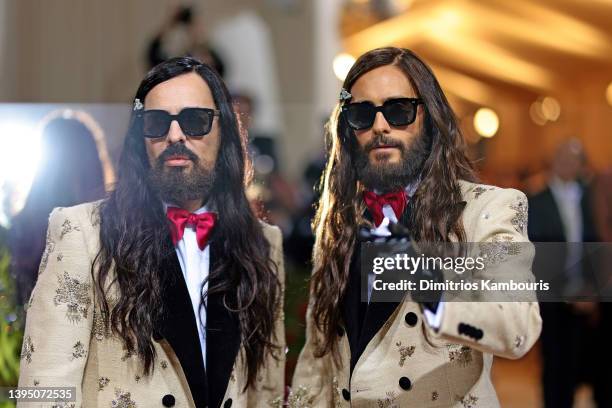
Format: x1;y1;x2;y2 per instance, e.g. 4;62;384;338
345;103;376;130
143;111;171;138
382;99;417;126
179;108;213;136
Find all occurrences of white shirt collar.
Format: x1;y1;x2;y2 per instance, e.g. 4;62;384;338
405;180;419;198
372;179;420;197
163;202;210;214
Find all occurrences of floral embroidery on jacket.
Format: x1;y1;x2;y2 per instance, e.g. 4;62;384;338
39;229;55;275
479;235;520;267
472;186;495;199
91;203;102;227
111;388;137;408
269;396;284;408
21;336;34;363
377;391;398;408
54;271;91;323
396;341;416;367
448;345;473;366
50;403;75;408
71;341;86;360
514;335;526;349
92;309;110;341
457;393;479;408
287;385;315;408
59;218;81;239
332;377;343;408
509;196;528;234
98;377;110;391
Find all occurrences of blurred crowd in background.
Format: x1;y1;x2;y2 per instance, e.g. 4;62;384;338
1;1;612;406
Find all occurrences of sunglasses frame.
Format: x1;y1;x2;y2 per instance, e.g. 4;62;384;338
342;97;424;131
137;107;221;138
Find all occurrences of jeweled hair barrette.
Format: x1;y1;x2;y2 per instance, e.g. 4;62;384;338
133;98;144;111
339;88;352;103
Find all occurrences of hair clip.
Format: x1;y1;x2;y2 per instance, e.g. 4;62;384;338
339;88;352;103
133;98;143;111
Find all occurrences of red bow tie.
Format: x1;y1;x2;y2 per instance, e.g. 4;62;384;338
363;190;407;227
166;207;217;250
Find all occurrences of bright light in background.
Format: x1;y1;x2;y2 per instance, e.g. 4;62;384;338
530;96;561;125
606;82;612;107
333;53;356;81
473;107;499;138
540;96;561;121
437;8;462;28
387;0;415;14
0;121;42;224
425;7;463;39
529;101;547;126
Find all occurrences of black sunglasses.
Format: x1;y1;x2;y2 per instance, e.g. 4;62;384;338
342;98;423;131
138;107;220;138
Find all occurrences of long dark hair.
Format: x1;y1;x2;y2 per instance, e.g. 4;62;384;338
94;57;281;386
311;47;476;359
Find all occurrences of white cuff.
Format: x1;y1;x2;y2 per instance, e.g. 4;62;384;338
423;301;445;329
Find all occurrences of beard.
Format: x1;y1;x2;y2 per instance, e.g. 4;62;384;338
354;130;431;193
148;143;215;205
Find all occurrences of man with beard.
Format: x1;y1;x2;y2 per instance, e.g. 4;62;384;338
292;47;542;407
18;57;285;408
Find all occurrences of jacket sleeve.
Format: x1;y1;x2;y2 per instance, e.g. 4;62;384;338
424;189;542;359
17;207;94;407
290;298;338;407
248;225;287;406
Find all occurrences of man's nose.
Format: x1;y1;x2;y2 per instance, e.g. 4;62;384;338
166;120;186;143
371;111;391;134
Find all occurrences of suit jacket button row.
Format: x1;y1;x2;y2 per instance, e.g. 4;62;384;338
399;376;412;391
342;388;350;401
458;323;484;340
405;312;418;327
162;394;175;407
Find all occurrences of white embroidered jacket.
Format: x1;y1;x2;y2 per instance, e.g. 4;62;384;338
291;180;542;407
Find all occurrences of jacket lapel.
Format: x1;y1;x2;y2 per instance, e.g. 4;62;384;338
342;242;399;373
341;243;368;373
342;205;413;374
158;240;208;408
206;240;241;408
355;299;400;366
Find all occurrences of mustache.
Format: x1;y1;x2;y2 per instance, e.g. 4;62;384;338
363;134;405;152
156;143;199;165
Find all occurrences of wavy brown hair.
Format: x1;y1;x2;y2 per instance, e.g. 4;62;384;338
311;47;476;358
93;57;281;387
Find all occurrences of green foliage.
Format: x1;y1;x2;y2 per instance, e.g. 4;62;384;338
0;249;23;388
